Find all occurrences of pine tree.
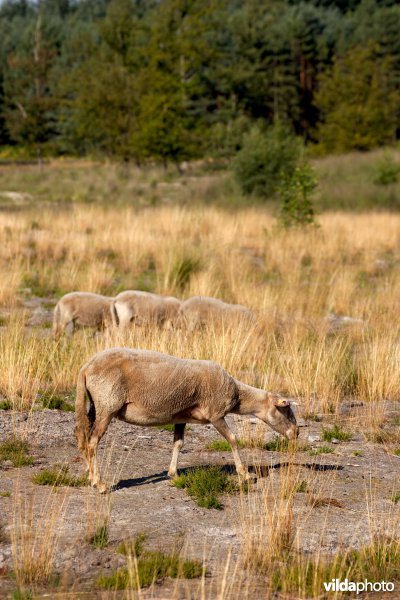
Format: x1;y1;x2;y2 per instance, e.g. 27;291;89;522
315;44;400;152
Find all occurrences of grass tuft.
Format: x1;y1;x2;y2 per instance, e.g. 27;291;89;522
172;466;239;509
117;533;147;557
309;445;334;456
322;424;351;442
98;550;203;589
32;465;87;487
88;524;109;549
0;439;33;467
0;399;12;410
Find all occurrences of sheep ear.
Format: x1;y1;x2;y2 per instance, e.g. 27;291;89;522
273;397;290;407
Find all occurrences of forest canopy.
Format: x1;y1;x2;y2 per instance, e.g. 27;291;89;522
0;0;399;162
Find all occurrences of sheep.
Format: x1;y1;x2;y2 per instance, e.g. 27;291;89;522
53;292;114;338
178;295;255;330
112;290;181;329
75;348;299;493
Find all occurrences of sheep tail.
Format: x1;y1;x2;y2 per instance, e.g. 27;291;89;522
75;368;95;454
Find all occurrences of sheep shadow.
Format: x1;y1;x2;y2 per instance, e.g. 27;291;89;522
112;461;343;491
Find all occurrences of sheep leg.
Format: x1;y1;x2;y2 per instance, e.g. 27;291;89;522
65;320;74;337
87;415;112;493
168;424;186;478
212;417;249;479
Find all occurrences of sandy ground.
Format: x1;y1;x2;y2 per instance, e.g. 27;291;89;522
1;401;399;599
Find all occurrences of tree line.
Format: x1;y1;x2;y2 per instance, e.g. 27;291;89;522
1;0;400;163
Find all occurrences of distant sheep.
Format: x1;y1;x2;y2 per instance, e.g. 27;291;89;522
53;292;114;338
75;348;299;493
178;295;255;330
112;290;181;328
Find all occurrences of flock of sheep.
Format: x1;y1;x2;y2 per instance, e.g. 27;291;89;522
52;290;255;337
51;290;299;493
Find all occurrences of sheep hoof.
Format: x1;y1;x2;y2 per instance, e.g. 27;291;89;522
96;482;110;494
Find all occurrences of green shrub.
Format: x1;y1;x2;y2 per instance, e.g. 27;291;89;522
278;163;317;228
232;122;301;198
373;154;400;185
173;466;238;509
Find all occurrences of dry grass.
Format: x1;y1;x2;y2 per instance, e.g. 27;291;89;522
1;180;400;597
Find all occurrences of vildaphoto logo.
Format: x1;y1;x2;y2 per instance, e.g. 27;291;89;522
323;579;395;594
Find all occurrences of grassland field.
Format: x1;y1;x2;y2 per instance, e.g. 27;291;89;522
0;154;399;599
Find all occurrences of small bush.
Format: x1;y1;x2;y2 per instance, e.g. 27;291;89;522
98;550;203;589
309;445;334;456
373;154;400;186
32;465;87;487
0;491;11;498
233;122;301;198
322;424;351;442
278;163;317;228
391;493;400;504
12;591;33;600
0;439;33;467
89;524;109;549
172;466;238;509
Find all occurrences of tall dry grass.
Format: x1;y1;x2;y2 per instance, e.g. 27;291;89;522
1;203;400;597
0;207;400;427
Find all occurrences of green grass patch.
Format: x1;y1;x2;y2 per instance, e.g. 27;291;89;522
32;465;87;487
393;448;400;456
206;436;307;453
269;536;399;596
154;424;175;432
322;424;351;442
206;439;237;451
391;493;400;504
309;445;334;456
89;524;109;549
98;550;203;589
264;436;291;451
0;399;12;410
117;533;147;557
0;439;34;467
352;450;363;456
0;491;11;498
172;466;239;509
11;590;33;600
38;390;74;412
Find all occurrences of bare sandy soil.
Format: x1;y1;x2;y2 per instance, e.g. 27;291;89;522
1;401;399;599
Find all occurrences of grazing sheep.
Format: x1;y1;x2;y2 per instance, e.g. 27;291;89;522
53;292;114;338
178;295;255;330
75;348;299;493
112;290;181;328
